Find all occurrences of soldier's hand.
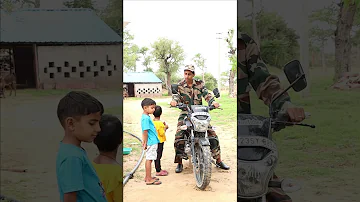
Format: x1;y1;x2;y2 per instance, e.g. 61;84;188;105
170;100;177;107
286;107;305;123
212;102;220;108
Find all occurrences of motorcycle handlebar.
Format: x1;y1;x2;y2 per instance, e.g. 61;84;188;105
170;103;221;111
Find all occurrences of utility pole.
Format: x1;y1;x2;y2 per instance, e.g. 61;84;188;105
216;32;222;91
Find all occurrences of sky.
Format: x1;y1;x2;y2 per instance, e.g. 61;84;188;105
124;0;237;78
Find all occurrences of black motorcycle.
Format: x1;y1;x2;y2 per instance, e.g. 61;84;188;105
170;84;221;190
237;60;316;202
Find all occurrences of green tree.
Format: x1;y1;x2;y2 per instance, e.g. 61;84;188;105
4;0;40;8
101;0;122;37
17;0;40;8
123;29;140;72
220;71;229;90
309;3;337;71
256;12;299;67
63;0;95;9
238;12;299;68
225;28;237;96
151;37;185;95
192;53;206;84
194;73;218;91
139;47;153;72
0;0;15;11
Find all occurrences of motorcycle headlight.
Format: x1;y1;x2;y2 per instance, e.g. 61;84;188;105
191;117;210;132
237;136;278;198
191;112;211;132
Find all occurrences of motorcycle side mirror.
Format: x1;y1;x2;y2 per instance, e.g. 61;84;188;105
283;60;307;92
171;84;179;94
213;88;220;98
269;60;307;117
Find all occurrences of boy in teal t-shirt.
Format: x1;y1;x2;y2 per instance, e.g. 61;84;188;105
56;91;107;202
141;98;161;185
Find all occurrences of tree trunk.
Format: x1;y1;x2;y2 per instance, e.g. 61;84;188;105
228;69;235;96
166;72;171;96
334;1;356;82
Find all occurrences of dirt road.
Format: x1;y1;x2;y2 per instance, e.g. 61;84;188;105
1;93;357;202
123;98;237;202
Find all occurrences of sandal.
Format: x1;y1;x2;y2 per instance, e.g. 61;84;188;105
144;177;159;182
156;170;168;176
146;180;162;185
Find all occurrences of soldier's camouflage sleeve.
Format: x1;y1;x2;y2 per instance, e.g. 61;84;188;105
238;33;291;114
198;80;215;105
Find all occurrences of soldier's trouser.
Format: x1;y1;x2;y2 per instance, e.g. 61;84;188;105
174;114;221;163
238;174;292;202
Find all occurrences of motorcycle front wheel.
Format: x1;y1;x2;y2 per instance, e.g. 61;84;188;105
193;143;212;190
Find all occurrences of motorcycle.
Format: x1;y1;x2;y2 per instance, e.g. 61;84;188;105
170;84;222;190
237;60;316;202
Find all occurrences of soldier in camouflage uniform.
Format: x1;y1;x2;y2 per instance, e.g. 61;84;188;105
170;65;230;173
238;32;305;202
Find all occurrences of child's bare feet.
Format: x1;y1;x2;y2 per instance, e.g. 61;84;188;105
156;170;168;176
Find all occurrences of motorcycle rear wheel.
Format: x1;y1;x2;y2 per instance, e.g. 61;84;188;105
193;143;212;190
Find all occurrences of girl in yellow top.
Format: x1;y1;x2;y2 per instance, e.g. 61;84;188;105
153;105;169;176
92;114;123;202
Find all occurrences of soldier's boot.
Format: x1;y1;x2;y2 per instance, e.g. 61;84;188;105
175;161;183;173
215;161;230;170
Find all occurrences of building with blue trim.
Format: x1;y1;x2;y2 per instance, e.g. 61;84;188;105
123;72;163;97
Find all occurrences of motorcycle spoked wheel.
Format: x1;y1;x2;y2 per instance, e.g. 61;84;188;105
193;143;212;190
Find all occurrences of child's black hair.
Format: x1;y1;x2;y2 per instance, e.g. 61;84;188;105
94;114;123;152
57;91;104;126
153;105;162;118
141;98;156;108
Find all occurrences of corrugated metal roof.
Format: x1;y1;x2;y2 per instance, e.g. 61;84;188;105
0;8;122;44
124;72;162;83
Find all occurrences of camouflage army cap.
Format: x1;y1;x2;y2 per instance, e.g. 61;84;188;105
184;64;195;74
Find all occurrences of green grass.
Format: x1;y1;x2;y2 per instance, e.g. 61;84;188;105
248;68;360;190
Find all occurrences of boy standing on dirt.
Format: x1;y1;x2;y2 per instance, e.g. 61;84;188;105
141;98;162;185
93;114;123;202
56;91;107;202
153;105;169;176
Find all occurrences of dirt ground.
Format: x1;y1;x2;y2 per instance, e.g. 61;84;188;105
0;93;122;202
123;98;237;202
1;93;358;202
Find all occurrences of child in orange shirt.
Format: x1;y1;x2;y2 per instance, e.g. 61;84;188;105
153;105;169;176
